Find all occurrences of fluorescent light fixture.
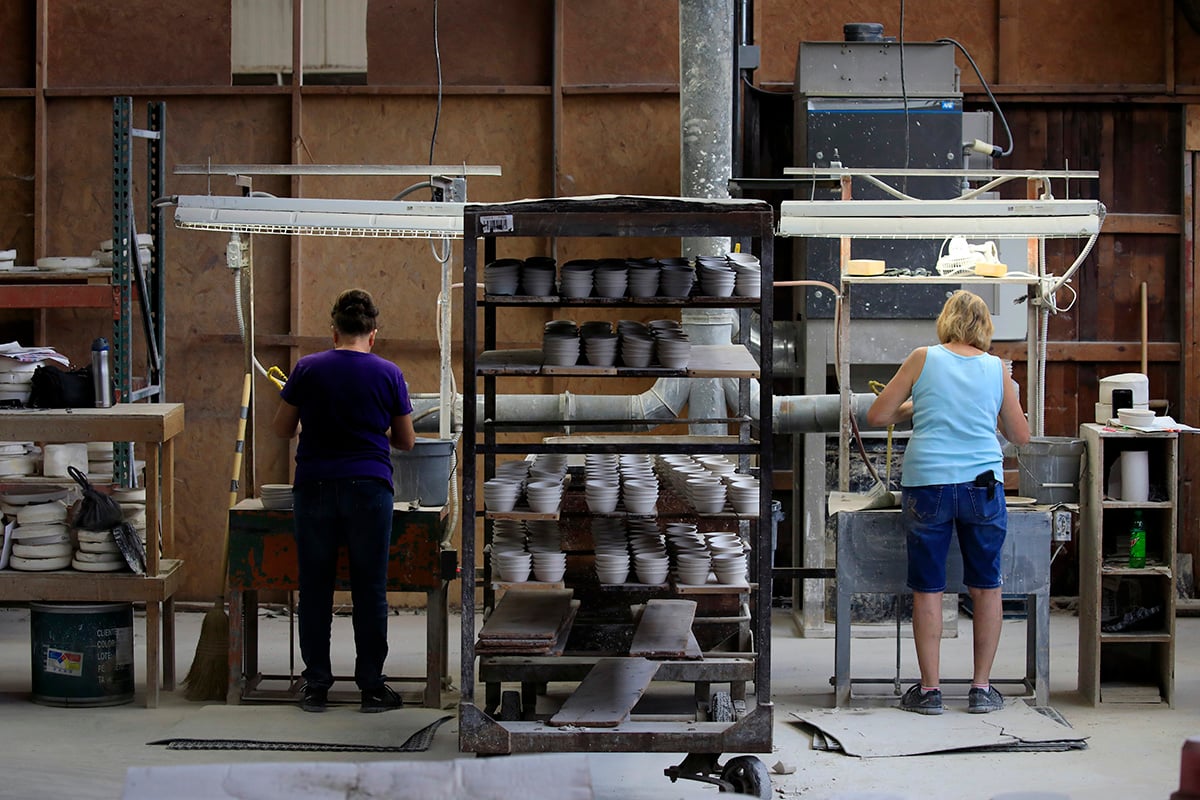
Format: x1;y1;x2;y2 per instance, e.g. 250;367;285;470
777;198;1105;239
174;195;465;238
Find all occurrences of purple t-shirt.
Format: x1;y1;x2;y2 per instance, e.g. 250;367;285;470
280;349;413;486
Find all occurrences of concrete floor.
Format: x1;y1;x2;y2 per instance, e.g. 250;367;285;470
0;604;1195;800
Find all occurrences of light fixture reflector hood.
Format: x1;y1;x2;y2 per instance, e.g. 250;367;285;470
174;195;465;238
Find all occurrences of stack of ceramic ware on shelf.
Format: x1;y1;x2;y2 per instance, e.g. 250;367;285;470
696;256;737;297
559;261;594;298
725;475;760;514
658;259;695;298
650;322;691;370
490;518;531;582
524;454;566;513
0;248;13;271
592;261;629;298
728;252;762;297
41;443;87;479
93;233;152;269
629;523;669;584
542;320;581;367
520;257;557;296
526;520;566;582
619;455;659;515
86;441;115;482
580;321;618;367
3;488;72;571
584;454;620;513
685;473;727;514
36;255;100;272
483;258;521;295
112;486;147;546
626;259;661;298
592;518;631;584
707;532;749;585
616;321;655;368
665;522;712;585
483;460;530;512
0;441;37;477
0;359;40;409
260;484;294;510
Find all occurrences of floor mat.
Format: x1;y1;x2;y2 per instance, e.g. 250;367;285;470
148;705;453;752
791;701;1088;758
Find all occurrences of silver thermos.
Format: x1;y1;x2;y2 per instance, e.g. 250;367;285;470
91;337;112;407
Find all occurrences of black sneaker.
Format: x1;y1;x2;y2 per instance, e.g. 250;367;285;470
361;684;404;713
299;684;328;713
899;684;943;715
968;685;1005;714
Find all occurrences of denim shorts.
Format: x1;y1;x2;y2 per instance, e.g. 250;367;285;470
902;482;1006;592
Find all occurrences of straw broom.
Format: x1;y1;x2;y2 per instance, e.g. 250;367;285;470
183;373;252;701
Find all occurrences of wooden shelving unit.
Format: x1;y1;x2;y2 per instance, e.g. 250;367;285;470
1078;422;1177;705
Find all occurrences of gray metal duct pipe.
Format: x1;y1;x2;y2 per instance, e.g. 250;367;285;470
409;385;878;436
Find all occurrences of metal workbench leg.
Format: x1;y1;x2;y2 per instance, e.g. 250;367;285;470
1029;590;1050;706
425;586;445;709
835;578;851;706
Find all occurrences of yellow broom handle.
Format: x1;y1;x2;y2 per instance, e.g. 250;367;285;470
229;373;252;508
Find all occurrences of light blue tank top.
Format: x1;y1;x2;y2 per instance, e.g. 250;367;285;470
901;344;1004;487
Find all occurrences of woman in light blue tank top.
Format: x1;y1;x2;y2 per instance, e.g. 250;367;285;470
867;290;1030;716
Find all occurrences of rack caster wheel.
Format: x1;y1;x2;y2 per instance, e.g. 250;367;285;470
719;755;771;799
709;691;734;722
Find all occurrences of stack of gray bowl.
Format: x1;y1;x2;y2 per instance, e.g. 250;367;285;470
542;320;580;366
559;260;594;298
520;257;557;296
580;321;619;367
626;259;661;298
617;320;655;368
593;261;629;298
483;258;521;295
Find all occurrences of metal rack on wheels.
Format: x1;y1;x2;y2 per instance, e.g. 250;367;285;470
459;196;775;798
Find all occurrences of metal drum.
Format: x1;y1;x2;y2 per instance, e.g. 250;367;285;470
30;601;134;707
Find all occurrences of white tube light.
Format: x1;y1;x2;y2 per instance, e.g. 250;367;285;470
778;198;1104;239
174;195;465;238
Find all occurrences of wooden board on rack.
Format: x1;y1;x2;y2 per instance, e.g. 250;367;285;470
476;599;580;655
629;599;697;658
478;588;575;641
476;349;544;375
685;345;759;378
674;579;753;595
542;362;618;376
547;657;660;728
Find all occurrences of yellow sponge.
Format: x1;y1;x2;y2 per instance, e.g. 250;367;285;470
846;259;886;276
974;261;1008;277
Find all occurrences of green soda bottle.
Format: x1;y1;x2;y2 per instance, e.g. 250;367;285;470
1129;510;1147;569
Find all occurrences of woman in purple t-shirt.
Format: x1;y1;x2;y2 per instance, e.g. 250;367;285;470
272;288;415;713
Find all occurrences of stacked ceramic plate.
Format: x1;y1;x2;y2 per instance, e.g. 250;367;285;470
86;441;115;483
593;262;629;298
626;261;661;298
559;260;595;298
520;258;557;296
0;441;37;477
5;491;72;571
73;525;127;572
260;484;294;510
483;258;521;295
0;359;41;408
113;486;148;544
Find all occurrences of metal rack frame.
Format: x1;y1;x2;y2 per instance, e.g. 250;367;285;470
458;196;775;791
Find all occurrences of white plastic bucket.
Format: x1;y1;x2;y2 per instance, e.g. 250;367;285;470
391;438;455;507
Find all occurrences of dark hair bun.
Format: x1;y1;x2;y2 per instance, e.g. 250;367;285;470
331;288;379;335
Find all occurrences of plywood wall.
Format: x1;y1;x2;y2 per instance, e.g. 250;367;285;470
0;0;1195;601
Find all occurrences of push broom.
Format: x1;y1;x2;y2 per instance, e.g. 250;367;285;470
183;373;252;701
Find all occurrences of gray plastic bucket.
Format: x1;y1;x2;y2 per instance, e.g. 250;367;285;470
1017;436;1085;504
391;438;455;507
30;601;134;707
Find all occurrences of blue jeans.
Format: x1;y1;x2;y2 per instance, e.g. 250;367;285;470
292;478;394;691
902;482;1006;592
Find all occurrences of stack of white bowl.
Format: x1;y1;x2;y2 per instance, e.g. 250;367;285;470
492;548;532;582
524;520;566;582
592;517;630;584
260;484;294;510
530;453;568;480
542;320;581;367
559;261;595;298
626;261;660;298
5;492;72;571
729;252;762;297
697;258;737;297
725;476;760;514
584;454;621;513
593;262;629;298
707;532;748;585
483;475;522;512
697;455;736;477
617;322;655;368
525;478;564;513
685;474;727;514
491;519;526;552
620;455;659;515
665;523;713;586
632;541;669;584
658;263;695;298
483;258;521;295
520;257;557;296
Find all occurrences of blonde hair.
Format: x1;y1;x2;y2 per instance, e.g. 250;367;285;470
936;290;993;350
